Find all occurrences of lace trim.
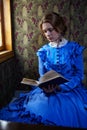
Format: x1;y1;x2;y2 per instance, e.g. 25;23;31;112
49;38;68;48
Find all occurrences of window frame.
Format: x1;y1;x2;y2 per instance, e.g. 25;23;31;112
0;0;4;50
0;0;14;63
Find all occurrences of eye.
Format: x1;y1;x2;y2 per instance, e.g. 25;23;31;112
43;30;47;33
48;28;54;32
43;28;54;33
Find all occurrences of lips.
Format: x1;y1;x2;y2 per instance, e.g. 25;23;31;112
47;37;53;41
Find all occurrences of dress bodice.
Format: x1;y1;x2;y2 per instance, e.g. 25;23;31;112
37;41;85;80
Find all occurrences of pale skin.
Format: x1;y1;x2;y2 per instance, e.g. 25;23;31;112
41;22;62;93
42;22;62;43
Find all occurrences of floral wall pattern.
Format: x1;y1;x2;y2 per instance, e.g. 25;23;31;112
12;0;87;85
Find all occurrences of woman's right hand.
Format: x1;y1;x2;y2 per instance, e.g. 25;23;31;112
42;84;60;93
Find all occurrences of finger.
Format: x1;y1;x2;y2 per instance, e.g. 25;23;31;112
48;85;51;90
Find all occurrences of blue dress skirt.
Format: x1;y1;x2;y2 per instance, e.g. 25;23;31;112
0;41;87;128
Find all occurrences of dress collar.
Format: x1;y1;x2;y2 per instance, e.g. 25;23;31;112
49;38;68;48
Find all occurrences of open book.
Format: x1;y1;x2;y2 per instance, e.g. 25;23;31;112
21;70;69;88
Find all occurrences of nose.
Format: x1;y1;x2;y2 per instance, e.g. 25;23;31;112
46;30;51;36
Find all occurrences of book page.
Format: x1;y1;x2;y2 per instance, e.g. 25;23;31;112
21;78;39;86
39;70;62;83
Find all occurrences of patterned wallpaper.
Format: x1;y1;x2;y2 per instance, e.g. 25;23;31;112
12;0;87;85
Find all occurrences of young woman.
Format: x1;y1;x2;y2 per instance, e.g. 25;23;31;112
0;12;87;128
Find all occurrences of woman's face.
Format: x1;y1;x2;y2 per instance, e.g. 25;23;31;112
42;22;62;42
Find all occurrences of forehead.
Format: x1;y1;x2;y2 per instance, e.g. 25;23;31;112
42;22;53;30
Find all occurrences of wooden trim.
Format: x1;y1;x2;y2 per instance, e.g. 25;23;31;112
3;0;12;50
0;0;14;62
0;50;14;63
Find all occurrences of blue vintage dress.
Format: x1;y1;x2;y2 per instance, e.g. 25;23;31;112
0;40;87;128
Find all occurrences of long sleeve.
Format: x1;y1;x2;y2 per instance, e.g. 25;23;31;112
59;44;85;92
36;46;47;77
37;56;47;77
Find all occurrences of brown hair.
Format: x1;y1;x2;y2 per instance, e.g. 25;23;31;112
39;12;67;35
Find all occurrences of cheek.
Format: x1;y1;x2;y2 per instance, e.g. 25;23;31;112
44;33;48;38
53;32;59;38
44;33;47;38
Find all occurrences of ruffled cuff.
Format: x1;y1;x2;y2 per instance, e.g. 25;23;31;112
59;77;80;92
59;84;71;92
